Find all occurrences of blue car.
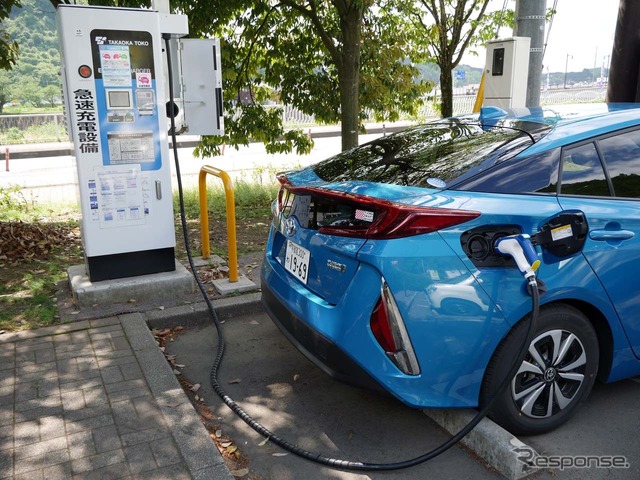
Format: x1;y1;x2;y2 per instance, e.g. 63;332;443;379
261;104;640;435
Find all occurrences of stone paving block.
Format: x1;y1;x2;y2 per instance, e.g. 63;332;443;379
15;436;67;461
42;460;72;480
13;469;43;480
70;448;126;474
64;405;112;423
0;387;12;407
0;449;13;478
59;377;102;393
96;355;138;369
83;386;109;408
68;430;97;460
14;351;36;364
0;370;14;389
120;427;171;447
16;361;56;376
38;415;66;441
123;442;156;474
105;379;147;395
149;437;182;468
14;420;39;447
61;390;86;412
101;366;124;385
0;409;13;427
14;383;38;403
92;424;121;453
0;424;13;450
106;387;152;403
58;368;101;385
65;413;114;435
56;345;96;359
73;462;132;480
36;378;60;399
35;349;55;364
13;447;69;475
0;359;14;372
15;394;61;413
15;404;63;423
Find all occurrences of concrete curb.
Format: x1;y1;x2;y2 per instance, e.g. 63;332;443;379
425;409;538;479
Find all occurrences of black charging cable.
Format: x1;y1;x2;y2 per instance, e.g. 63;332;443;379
163;34;541;471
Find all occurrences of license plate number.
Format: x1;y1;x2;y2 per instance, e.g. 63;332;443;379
284;240;310;284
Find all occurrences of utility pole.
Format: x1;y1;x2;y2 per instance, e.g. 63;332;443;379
513;0;546;107
607;0;640;101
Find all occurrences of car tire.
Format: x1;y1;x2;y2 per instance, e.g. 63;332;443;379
480;303;599;435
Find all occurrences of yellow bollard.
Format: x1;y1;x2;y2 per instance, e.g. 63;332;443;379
198;165;239;282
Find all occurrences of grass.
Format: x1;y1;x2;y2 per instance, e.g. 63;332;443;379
0;122;67;145
0;180;278;331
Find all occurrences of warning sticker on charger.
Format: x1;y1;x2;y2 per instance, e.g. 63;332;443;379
551;224;572;241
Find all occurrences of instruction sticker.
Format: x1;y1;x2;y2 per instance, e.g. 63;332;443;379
551;224;573;242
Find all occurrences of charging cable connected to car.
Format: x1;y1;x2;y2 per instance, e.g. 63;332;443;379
163;34;544;471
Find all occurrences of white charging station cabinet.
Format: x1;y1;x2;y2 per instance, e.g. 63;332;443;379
57;5;187;281
483;37;530;109
179;39;224;136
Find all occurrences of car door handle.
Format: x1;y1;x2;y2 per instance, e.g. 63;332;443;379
589;229;635;241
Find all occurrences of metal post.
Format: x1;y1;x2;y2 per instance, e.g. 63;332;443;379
607;0;640;102
514;0;546;107
5;147;8;172
564;53;572;89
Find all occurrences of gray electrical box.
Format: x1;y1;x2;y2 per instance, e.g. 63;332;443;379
483;37;530;109
179;38;224;136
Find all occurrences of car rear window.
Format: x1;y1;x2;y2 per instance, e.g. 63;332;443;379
312;120;550;188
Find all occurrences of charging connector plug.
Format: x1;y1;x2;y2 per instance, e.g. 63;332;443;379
494;234;540;280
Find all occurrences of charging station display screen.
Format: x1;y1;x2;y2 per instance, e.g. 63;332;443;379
90;29;161;171
107;90;132;108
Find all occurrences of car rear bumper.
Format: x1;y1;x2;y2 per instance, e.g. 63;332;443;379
261;279;387;394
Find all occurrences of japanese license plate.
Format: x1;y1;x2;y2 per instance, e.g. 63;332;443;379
284;240;310;284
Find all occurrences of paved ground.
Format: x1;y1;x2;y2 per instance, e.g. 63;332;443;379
166;311;503;480
0;314;232;480
167;307;640;480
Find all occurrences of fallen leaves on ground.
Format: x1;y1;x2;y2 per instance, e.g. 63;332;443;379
0;220;80;265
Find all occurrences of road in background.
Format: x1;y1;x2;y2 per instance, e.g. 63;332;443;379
0;132;385;205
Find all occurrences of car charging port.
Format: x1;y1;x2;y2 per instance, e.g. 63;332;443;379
461;225;522;268
531;211;589;258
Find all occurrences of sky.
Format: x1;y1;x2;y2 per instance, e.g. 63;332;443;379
462;0;619;74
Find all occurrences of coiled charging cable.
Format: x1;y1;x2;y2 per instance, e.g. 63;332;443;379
163;34;540;471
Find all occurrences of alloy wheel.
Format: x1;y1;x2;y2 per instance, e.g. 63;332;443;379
511;329;587;419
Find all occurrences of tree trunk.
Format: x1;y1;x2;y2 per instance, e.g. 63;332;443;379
338;9;362;151
440;66;453;118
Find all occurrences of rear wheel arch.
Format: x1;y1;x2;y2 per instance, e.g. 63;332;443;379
560;299;613;382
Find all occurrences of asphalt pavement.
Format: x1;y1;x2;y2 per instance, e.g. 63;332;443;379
166;307;640;480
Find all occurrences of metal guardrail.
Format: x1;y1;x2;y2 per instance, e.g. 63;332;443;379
198;165;239;283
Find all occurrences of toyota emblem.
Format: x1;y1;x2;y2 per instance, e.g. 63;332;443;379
285;218;297;237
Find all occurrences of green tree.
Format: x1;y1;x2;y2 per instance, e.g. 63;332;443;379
91;0;432;152
0;70;15;113
42;83;59;107
0;1;21;70
411;0;510;118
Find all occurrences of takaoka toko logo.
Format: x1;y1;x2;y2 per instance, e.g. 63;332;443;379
94;36;107;45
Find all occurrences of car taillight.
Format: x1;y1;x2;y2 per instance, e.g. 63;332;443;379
370;279;420;375
277;175;479;239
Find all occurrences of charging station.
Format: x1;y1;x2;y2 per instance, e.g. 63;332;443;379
483;37;530;109
57;4;223;284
